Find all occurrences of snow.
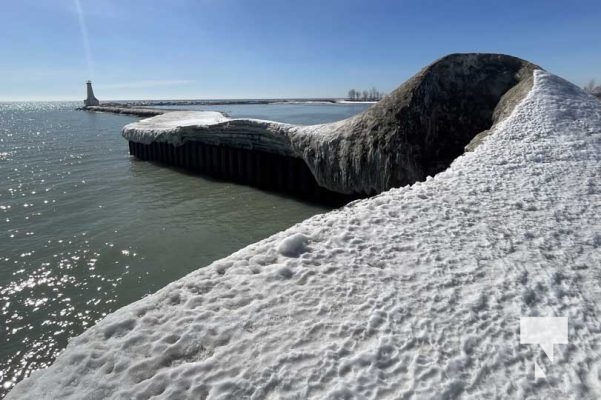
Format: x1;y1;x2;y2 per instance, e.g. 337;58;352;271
277;233;311;258
122;111;230;145
8;70;601;399
135;111;229;129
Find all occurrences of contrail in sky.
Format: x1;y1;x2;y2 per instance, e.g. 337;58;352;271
75;0;94;80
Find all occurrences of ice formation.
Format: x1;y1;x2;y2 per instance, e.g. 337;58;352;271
123;54;538;195
8;68;601;399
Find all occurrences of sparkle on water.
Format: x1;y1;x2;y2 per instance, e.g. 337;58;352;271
0;101;370;395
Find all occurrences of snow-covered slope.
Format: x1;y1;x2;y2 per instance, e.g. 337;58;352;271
8;70;601;399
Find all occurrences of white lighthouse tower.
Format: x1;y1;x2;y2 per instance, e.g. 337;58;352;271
84;80;100;106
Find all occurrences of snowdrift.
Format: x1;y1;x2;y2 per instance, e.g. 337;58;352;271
123;54;538;195
8;69;601;399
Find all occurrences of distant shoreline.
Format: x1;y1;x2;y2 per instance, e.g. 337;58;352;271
99;98;377;107
77;99;377;117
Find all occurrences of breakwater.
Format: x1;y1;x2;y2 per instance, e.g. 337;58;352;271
120;98;339;107
79;105;167;117
123;53;539;204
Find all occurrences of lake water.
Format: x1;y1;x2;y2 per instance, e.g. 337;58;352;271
0;101;370;395
159;101;371;124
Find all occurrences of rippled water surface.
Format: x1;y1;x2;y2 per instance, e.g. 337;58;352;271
0;101;370;395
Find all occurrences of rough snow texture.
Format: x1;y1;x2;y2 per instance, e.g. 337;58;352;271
10;71;601;399
123;54;538;195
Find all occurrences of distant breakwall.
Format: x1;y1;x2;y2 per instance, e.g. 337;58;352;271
128;140;357;205
79;105;167;117
122;98;339;107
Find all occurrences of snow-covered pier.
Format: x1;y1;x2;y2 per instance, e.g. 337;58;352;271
123;53;538;202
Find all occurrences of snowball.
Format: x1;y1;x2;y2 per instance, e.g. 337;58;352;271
277;233;310;257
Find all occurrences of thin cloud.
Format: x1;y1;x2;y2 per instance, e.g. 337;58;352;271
74;0;94;79
97;80;195;89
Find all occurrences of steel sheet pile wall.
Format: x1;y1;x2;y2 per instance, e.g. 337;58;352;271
128;141;356;205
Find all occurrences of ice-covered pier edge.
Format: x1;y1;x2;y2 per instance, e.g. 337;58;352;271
9;70;601;398
122;53;538;199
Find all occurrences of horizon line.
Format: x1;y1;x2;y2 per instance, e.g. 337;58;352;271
0;96;362;103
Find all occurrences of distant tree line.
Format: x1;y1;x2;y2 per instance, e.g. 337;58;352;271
584;80;601;99
347;87;384;101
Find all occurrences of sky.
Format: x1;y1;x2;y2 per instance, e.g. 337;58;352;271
0;0;599;101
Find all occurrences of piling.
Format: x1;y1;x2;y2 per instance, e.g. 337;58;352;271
128;140;358;205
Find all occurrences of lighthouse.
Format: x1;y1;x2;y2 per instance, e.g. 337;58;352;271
84;80;100;106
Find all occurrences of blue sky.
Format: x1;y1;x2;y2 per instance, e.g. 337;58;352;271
0;0;599;101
